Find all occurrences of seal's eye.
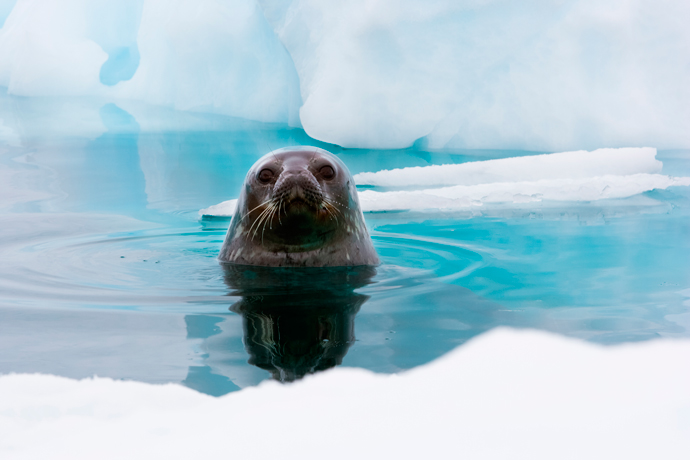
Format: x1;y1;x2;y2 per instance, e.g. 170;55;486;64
319;165;335;180
258;169;274;184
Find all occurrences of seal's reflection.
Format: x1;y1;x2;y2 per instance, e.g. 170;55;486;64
223;264;376;382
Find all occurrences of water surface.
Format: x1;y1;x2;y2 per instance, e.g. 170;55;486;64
1;96;688;395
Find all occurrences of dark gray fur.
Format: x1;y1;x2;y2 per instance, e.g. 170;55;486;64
218;147;379;267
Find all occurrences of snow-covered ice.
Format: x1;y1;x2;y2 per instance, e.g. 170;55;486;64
2;0;689;149
358;174;690;212
354;147;662;188
1;328;689;459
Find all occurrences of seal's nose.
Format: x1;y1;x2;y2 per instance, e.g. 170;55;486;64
273;169;323;207
287;184;306;201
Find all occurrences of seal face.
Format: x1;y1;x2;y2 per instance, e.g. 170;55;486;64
218;146;379;267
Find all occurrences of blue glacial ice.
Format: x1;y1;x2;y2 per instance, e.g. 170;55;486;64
0;0;301;124
0;1;16;28
1;0;689;150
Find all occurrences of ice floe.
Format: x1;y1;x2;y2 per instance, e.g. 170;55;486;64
358;174;690;212
199;199;237;218
353;147;662;188
200;148;690;217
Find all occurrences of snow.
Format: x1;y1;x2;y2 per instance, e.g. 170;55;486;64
1;328;689;459
2;1;689;149
200;148;690;216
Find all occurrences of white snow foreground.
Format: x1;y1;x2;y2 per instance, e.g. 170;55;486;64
1;328;689;459
200;148;690;216
1;0;689;150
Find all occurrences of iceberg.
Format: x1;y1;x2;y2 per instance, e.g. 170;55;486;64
259;0;690;150
0;0;108;96
1;1;689;149
1;329;689;459
114;0;302;125
0;0;301;124
0;1;16;29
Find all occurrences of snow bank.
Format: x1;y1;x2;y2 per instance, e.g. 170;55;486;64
2;1;689;149
1;328;689;459
200;148;690;216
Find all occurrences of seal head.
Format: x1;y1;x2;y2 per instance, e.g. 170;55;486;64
219;146;379;267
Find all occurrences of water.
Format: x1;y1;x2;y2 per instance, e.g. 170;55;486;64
1;96;689;396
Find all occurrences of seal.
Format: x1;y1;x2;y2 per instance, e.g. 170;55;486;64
218;146;379;267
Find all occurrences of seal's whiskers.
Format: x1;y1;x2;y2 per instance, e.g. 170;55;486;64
248;202;277;240
322;201;339;223
277;198;284;225
323;197;344;220
256;203;277;240
252;204;274;241
242;199;274;222
261;202;280;243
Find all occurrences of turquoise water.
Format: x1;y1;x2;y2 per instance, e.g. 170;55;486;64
1;97;689;395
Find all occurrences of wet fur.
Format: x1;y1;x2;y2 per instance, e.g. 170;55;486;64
218;147;379;267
